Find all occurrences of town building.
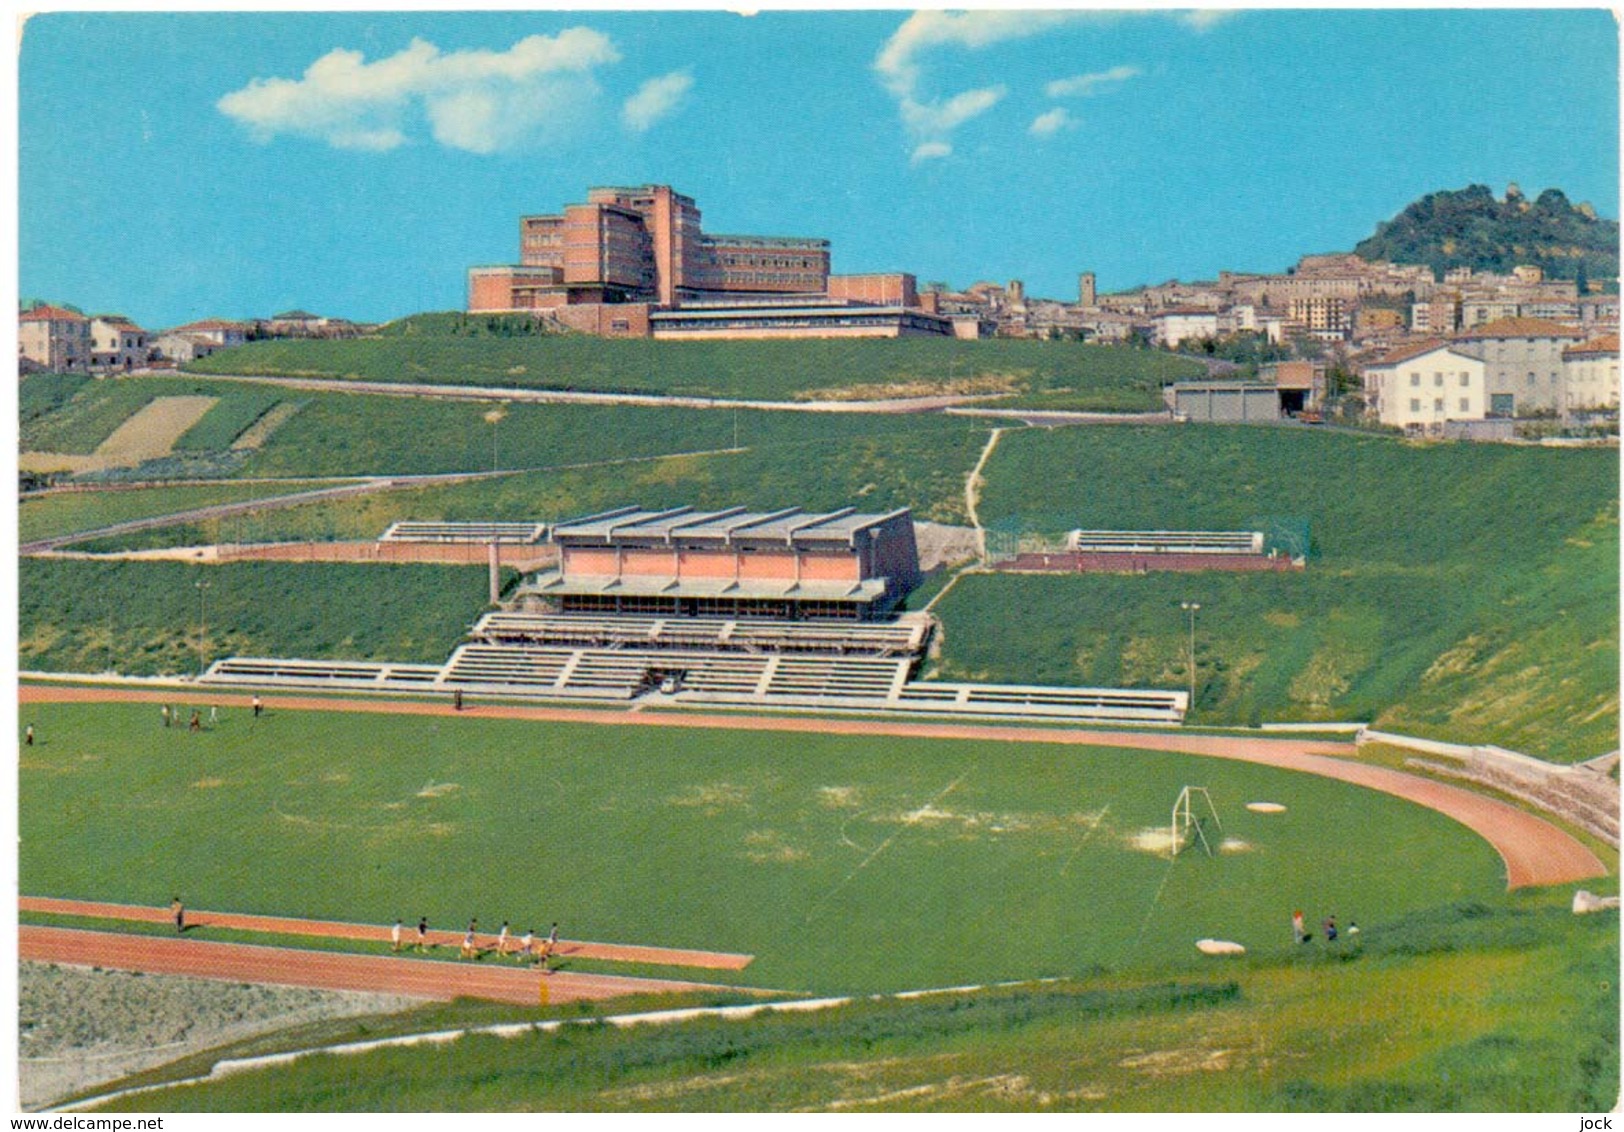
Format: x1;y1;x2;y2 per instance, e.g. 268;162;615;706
153;332;222;365
1452;317;1586;416
168;319;249;348
90;316;149;371
19;304;92;372
1362;341;1488;431
1562;334;1620;412
1152;309;1220;348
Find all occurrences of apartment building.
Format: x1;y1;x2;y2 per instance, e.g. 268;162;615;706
90;316;149;370
1363;341;1488;430
1563;334;1620;411
1452;317;1586;415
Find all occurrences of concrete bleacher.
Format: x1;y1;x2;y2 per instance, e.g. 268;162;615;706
470;612;929;656
380;521;546;545
201;657;444;690
1064;529;1265;555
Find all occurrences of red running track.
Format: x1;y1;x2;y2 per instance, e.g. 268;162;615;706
19;896;753;970
19;925;742;1007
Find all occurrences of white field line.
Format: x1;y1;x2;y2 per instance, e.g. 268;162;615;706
1126;856;1180;961
47;977;1069;1113
1058;805;1110;878
803;770;970;924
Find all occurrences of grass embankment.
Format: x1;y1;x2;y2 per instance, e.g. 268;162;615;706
91;896;1618;1112
18;560;493;675
184;317;1199;410
932;425;1619;760
20;482;340;544
19;701;1504;994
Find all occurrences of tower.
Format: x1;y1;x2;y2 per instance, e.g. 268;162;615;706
1079;272;1097;308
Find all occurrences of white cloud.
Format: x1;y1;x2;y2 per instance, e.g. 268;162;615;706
1045;65;1142;99
910;141;953;165
1180;10;1235;32
900;86;1006;137
1028;107;1073;137
622;70;693;133
217;30;620;153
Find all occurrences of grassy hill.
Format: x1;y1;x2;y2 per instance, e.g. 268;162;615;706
932;425;1618;760
183;318;1198;410
83;892;1619;1111
1354;183;1618;286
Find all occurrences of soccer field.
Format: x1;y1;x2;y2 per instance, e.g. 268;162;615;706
20;701;1506;993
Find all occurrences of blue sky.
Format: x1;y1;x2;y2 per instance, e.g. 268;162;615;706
18;8;1619;328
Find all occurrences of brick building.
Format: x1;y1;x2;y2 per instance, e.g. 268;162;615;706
469;184;951;339
19;305;92;372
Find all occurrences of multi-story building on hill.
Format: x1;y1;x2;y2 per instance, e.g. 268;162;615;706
90;316;149;371
1362;341;1488;430
1563;334;1621;411
1452;316;1587;415
19;304;92;372
469;184;951;339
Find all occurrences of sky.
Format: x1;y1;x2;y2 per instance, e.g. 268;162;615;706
17;7;1620;329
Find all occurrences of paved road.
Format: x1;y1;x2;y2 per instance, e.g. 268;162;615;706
22;683;1607;890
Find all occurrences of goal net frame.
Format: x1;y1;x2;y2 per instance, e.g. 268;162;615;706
1171;786;1223;859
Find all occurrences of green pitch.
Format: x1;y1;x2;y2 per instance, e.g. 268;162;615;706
20;701;1504;993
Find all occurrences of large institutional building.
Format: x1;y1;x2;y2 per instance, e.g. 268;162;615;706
469;184;958;340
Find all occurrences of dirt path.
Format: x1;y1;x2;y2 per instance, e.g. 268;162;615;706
963;426;1009;564
20;897;752;970
21;684;1606;889
19;926;740;1008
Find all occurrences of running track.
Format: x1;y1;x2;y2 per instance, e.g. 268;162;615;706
21;685;1607;892
18;897;753;970
18;926;740;1007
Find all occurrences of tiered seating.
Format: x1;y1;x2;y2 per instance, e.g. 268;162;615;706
438;645;574;690
892;682;1187;723
470;612;928;656
678;655;772;695
202;657;443;689
763;657;911;699
1065;530;1264;555
380;521;545;544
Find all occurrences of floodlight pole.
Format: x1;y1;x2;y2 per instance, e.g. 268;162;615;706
1180;601;1200;709
196;579;211;678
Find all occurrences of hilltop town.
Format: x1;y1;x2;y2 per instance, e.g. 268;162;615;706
22;182;1617;443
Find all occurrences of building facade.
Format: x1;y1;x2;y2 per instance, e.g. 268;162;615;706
1451;317;1586;416
90;317;149;370
1563;334;1621;412
19;305;92;372
1363;342;1487;430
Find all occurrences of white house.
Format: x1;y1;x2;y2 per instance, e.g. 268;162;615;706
1563;335;1620;412
1363;341;1488;431
90;316;149;371
1152;309;1220;349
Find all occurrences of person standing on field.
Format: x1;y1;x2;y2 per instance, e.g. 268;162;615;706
161;705;171;729
252;695;263;718
391;919;403;952
24;725;33;746
1291;909;1305;944
171;897;185;934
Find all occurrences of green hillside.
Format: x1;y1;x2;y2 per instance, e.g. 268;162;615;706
932;425;1618;760
1354;184;1618;286
183;320;1197;410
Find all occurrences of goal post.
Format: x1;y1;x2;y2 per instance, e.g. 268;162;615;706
1170;786;1223;860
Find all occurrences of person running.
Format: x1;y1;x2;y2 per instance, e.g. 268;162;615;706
1324;916;1338;943
24;725;33;747
391;919;403;952
171;897;185;934
496;921;511;955
518;928;535;963
416;916;429;952
460;926;479;960
189;709;201;733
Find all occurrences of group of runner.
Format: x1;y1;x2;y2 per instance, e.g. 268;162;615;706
1291;909;1359;945
392;917;561;968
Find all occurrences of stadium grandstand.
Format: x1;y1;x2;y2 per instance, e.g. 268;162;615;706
200;501;1191;724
